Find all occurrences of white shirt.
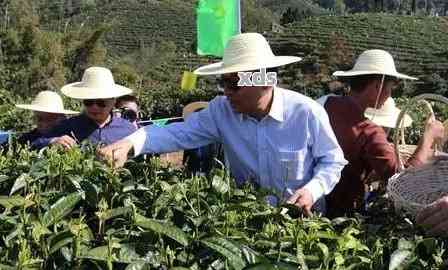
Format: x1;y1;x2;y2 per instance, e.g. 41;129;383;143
127;87;347;203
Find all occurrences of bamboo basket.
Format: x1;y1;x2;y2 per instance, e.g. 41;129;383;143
387;94;448;216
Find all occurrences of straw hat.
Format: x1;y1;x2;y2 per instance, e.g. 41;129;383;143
16;91;78;114
364;97;412;128
61;67;133;99
183;102;208;119
333;49;418;80
194;33;302;75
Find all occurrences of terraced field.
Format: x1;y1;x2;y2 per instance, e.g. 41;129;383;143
42;1;448;90
269;14;448;81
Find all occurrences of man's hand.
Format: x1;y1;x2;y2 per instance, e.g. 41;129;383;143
411;116;445;165
97;139;133;168
423;116;445;145
287;188;314;217
416;196;448;236
50;135;77;150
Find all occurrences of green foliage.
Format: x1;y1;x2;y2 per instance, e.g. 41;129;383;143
242;0;276;33
0;146;446;269
271;14;448;97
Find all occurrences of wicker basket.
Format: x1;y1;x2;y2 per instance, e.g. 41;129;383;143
387;156;448;215
388;94;448;216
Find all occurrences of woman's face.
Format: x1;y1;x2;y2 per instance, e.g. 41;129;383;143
34;111;65;133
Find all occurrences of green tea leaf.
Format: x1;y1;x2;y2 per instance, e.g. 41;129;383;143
240;245;267;264
0;195;34;210
0;263;15;270
126;263;151;270
134;213;189;246
49;234;73;255
80;180;99;207
31;221;51;243
212;175;229;194
81;244;147;264
317;243;329;261
389;250;413;270
244;262;298;270
201;237;246;270
9;173;30;196
96;207;132;222
41;192;83;227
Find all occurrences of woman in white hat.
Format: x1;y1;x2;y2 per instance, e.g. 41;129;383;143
321;49;445;217
32;67;137;149
364;97;413;131
15;91;78;145
99;32;347;216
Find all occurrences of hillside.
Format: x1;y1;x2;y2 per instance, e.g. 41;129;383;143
268;14;448;88
38;2;448;96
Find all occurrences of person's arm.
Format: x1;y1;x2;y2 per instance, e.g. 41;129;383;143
361;123;398;178
407;116;444;167
288;105;347;214
30;120;75;149
125;98;223;156
304;106;347;202
417;195;448;236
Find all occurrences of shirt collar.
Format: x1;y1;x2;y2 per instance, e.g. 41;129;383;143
82;112;115;128
237;87;284;123
267;87;284;122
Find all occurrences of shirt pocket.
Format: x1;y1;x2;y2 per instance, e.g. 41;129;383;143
277;149;306;182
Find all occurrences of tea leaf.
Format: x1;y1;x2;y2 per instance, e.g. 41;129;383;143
134;213;189;246
389;250;413;270
201;237;246;270
41;192;83;227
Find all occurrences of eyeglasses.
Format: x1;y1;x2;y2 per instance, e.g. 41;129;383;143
120;107;138;122
217;77;242;92
83;99;107;108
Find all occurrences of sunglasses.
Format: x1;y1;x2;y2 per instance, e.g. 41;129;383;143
120;107;138;122
217;77;242;92
83;99;107;108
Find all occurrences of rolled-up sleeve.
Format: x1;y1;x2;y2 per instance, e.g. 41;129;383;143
304;106;347;202
127;99;222;156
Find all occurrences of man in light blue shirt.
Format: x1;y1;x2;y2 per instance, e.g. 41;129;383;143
98;33;347;215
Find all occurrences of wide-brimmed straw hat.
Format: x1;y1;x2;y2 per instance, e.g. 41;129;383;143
194;33;302;75
365;97;412;128
16;91;78;114
182;102;208;119
61;67;133;99
333;49;418;80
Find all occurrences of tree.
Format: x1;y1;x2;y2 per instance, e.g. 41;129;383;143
334;0;346;14
280;7;300;25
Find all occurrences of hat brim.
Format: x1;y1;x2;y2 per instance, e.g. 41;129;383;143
194;56;302;75
365;111;413;128
333;70;418;80
182;102;208;119
15;104;79;115
61;82;133;99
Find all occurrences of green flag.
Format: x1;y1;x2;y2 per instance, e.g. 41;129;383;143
152;119;169;127
197;0;241;57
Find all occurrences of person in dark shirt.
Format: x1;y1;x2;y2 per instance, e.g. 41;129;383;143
320;50;444;217
15;91;78;146
115;95;140;128
33;67;136;149
181;102;223;175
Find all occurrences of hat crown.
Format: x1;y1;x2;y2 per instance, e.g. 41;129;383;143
366;97;397;116
379;97;397;114
222;33;275;67
352;49;397;75
32;91;65;111
80;67;115;89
